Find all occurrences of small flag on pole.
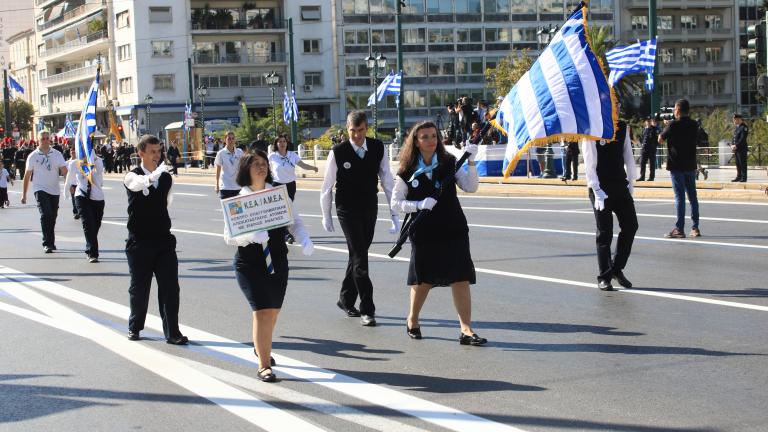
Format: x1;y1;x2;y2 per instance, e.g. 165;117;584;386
645;71;654;91
64;114;77;137
367;72;402;106
282;89;291;125
74;66;101;183
8;73;25;97
290;86;299;122
606;38;657;88
129;111;136;131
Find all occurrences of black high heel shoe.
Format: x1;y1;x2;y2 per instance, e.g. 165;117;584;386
406;326;422;340
254;348;276;366
459;333;487;346
257;367;277;383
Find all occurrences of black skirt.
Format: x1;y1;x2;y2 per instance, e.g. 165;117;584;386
407;234;476;287
234;233;289;311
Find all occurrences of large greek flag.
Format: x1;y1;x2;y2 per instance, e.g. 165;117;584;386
74;67;100;182
606;38;657;87
8;73;25;97
493;5;617;178
367;72;401;106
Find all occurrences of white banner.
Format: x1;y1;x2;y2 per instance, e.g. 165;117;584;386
221;185;294;238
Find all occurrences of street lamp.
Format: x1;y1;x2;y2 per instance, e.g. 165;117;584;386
197;85;208;134
365;52;387;139
264;71;279;136
144;94;154;136
536;25;559;179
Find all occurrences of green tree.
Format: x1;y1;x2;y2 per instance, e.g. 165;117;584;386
747;117;768;166
0;99;35;134
484;50;534;99
233;103;311;145
586;25;642;112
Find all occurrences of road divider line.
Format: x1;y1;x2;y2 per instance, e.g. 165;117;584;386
0;266;526;432
174;192;208;197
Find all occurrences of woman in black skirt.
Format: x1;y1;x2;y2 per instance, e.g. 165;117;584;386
224;150;314;382
391;121;486;346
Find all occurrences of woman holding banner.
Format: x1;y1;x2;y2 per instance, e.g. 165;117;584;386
391;121;486;346
224;150;314;382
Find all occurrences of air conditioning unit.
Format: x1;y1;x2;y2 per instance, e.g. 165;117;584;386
303;84;313;92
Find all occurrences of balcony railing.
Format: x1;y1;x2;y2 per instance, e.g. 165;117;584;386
41;64;107;86
38;2;104;32
190;11;284;31
192;52;286;65
41;30;108;58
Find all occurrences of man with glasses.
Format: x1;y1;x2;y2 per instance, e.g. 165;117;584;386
214;131;244;199
21;131;68;253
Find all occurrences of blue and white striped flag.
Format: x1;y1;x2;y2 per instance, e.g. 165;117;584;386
64;113;77;137
367;72;402;106
290;86;299;122
606;38;656;87
129;111;136;131
645;71;654;91
8;73;25;97
282;89;291;125
38;117;45;132
184;101;192;129
74;66;100;182
493;5;617;178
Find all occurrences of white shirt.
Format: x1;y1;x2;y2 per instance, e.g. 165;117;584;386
215;146;244;190
65;159;79;187
123;163;173;206
269;151;302;184
391;164;479;213
0;168;9;188
26;148;66;195
320;139;395;220
583;128;637;193
74;157;105;201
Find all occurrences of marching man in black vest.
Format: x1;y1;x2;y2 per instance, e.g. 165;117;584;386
123;135;188;344
583;120;639;291
320;111;400;327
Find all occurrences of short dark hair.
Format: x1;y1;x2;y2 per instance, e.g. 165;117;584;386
733;113;743;119
236;150;272;187
137;135;161;152
674;99;690;115
346;110;368;128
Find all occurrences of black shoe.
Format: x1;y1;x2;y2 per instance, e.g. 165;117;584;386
407;326;422;339
128;330;140;341
253;348;276;366
52;245;57;251
731;178;741;182
637;178;645;182
74;214;80;220
88;256;99;263
598;279;614;291
360;315;377;327
43;246;53;254
648;178;654;181
257;367;277;383
166;335;189;345
336;300;360;317
459;333;487;346
612;271;632;288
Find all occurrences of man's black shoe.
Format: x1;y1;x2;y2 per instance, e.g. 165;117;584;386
43;246;53;254
166;335;189;345
336;300;360;317
636;178;645;182
360;315;377;326
598;279;614;291
731;178;741;182
613;271;633;288
128;330;140;341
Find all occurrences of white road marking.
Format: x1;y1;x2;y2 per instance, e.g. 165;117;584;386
174;192;208;197
0;266;526;432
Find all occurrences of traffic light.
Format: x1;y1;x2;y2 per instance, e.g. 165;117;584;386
0;127;4;136
117;124;124;138
747;21;767;65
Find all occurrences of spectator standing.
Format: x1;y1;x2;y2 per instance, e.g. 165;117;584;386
214;132;245;199
251;133;269;153
15;141;30;179
637;117;658;181
167;140;180;176
731;113;749;183
658;99;702;238
0;160;12;208
562;141;580;181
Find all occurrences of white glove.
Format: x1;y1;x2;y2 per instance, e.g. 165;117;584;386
389;214;401;234
417;197;437;210
593;189;607;211
628;182;634;197
465;143;479;161
322;216;334;232
301;238;314;256
248;230;270;244
148;162;168;182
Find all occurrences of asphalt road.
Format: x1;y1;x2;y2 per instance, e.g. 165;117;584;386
1;178;767;432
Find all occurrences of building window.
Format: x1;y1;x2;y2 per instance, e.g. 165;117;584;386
659;48;674;63
371;29;396;44
427;0;452;13
485;0;510;13
404;90;427;108
429;29;454;44
403;58;427;76
401;0;425;14
658;16;672;30
457;29;482;43
705;15;722;29
708;79;724;94
429;57;455;76
117;44;131;61
149;7;172;23
304;71;322;86
485;28;509;42
682;80;698;96
631;16;648;30
341;0;368;15
38;69;47;80
705;47;721;62
403;28;426;44
344;30;369;45
40;94;47;107
300;5;321;21
119;77;133;93
457;57;484;75
303;39;321;54
681;15;697;29
681;47;699;63
661;81;674;97
369;0;395;13
455;0;481;13
153;74;174;90
151;40;173;57
345;59;369;78
116;10;130;28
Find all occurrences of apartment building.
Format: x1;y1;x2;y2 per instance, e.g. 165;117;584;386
7;29;38;110
737;0;762;116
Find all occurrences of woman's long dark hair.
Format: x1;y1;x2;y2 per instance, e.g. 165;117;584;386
397;121;450;176
236;150;273;187
271;134;289;153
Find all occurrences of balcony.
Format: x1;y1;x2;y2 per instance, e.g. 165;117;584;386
190;9;284;31
41;30;108;59
37;2;104;33
192;52;286;65
623;27;733;43
659;60;735;75
44;94;110;116
625;0;732;7
41;64;107;87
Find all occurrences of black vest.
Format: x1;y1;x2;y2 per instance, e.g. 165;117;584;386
596;121;628;189
125;167;172;240
333;139;384;210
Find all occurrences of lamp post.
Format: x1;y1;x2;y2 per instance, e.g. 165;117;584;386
264;71;279;136
144;94;153;136
365;52;387;139
536;25;559;178
197;85;207;135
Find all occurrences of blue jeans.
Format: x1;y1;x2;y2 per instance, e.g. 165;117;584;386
670;170;699;231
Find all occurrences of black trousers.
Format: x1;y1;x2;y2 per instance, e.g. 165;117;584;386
589;187;638;282
564;153;578;180
126;235;183;339
34;191;59;248
76;196;104;258
337;205;378;316
639;151;656;180
734;150;748;181
272;181;296;201
70;189;78;215
16;163;25;179
219;189;240;199
169;157;178;175
0;187;8;205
